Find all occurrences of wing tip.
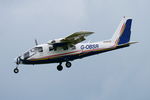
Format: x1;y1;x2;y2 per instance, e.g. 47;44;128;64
78;31;94;34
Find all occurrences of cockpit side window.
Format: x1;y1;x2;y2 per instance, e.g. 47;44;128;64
70;45;76;50
30;48;35;52
35;47;43;52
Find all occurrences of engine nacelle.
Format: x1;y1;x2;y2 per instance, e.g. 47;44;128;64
47;38;64;44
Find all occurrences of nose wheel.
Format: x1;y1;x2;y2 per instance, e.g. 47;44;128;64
14;67;19;73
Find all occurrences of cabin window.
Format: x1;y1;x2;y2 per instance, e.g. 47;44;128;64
72;46;76;50
49;46;54;51
63;45;68;50
70;45;76;50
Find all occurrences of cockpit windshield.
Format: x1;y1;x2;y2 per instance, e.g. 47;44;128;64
23;47;43;59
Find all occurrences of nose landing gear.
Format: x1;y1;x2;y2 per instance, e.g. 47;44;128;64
14;56;21;74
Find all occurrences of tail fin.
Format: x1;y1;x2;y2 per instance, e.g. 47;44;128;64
111;17;132;45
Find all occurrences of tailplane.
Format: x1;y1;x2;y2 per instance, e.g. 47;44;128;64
111;17;132;45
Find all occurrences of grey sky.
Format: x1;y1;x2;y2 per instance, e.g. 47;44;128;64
0;0;150;100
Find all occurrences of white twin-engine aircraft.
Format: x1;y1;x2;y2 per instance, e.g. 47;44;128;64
14;17;137;73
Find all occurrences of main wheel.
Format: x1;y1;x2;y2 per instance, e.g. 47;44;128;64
65;61;72;68
14;68;19;73
57;65;63;71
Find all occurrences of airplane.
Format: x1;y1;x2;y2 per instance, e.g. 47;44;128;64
14;17;137;73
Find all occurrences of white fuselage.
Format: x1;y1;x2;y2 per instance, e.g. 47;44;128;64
20;41;116;64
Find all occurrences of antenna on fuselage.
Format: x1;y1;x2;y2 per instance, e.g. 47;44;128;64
35;39;38;45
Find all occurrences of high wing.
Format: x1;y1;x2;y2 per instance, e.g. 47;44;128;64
48;31;94;48
61;31;94;45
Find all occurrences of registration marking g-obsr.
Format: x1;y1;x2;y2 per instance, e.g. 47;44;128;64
80;44;99;50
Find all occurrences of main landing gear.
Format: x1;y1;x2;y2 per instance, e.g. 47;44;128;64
57;61;72;71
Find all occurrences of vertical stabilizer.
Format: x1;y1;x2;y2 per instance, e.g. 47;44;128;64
111;17;132;45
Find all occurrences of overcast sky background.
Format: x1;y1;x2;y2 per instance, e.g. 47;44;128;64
0;0;150;100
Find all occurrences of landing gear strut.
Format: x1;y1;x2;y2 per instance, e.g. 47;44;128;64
57;63;63;71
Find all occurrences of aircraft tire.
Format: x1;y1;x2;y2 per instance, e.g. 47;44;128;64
57;65;63;71
14;68;19;73
66;61;72;68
